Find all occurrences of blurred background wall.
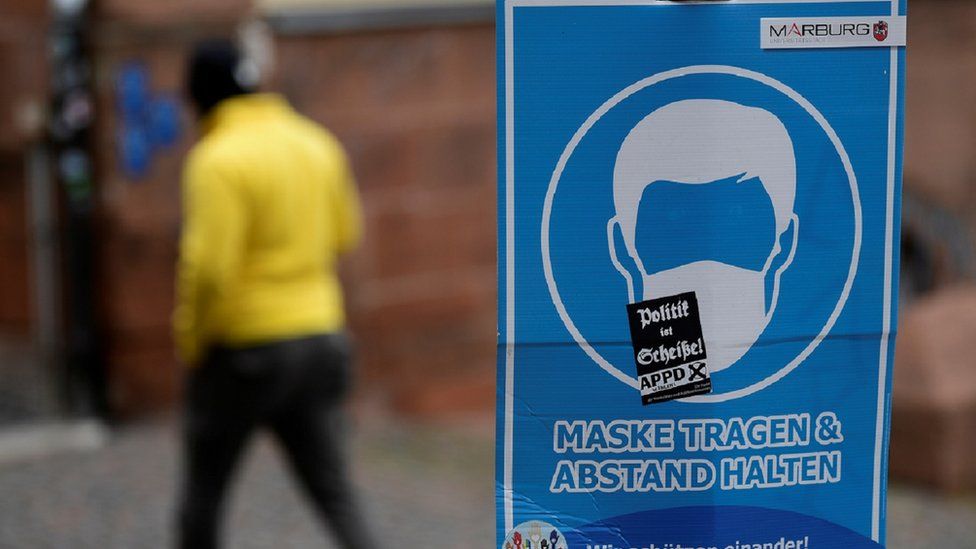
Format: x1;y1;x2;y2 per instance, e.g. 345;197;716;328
87;0;496;417
0;3;47;335
0;0;975;490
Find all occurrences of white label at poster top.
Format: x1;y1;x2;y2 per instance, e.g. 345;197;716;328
761;16;907;49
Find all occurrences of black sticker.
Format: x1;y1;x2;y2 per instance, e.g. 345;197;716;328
627;292;713;405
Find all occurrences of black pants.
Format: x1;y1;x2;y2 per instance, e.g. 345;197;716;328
177;333;377;549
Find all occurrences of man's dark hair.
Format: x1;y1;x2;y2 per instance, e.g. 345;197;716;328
185;39;255;116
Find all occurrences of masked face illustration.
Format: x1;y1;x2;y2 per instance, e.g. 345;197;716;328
607;100;799;373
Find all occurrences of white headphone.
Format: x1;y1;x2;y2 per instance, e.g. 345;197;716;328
234;20;274;90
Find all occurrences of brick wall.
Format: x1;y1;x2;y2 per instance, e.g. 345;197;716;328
0;156;32;337
88;1;496;415
0;0;48;153
0;0;48;339
273;24;496;414
88;1;246;414
904;5;976;213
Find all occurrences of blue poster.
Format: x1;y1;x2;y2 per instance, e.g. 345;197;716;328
497;2;906;548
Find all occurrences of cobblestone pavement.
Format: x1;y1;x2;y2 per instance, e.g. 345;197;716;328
0;340;60;425
0;417;971;548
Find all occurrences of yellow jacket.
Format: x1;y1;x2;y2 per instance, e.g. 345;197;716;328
174;94;361;365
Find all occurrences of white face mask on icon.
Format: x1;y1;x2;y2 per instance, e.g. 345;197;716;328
607;99;800;374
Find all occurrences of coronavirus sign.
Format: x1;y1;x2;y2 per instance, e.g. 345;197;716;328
496;1;906;548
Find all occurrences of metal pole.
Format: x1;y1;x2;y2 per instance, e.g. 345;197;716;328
26;145;64;414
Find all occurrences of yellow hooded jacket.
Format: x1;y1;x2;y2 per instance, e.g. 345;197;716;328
174;94;361;365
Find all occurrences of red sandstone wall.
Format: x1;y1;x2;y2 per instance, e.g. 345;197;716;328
88;0;496;415
274;26;497;415
0;1;48;338
88;1;247;414
904;6;976;212
0;0;48;153
0;157;32;337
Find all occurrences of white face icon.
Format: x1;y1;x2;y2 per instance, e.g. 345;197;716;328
607;100;799;373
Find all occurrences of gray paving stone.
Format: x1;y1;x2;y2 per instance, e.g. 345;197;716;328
0;341;60;425
0;419;970;548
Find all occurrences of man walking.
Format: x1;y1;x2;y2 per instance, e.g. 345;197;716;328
174;39;376;549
